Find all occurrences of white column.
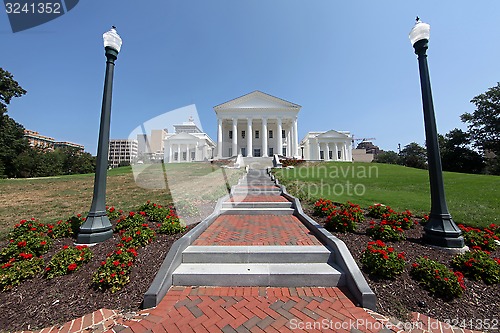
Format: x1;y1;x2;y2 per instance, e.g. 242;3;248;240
334;143;338;161
168;143;172;163
317;141;321;160
262;118;268;157
217;118;223;158
247;118;253;157
348;143;352;161
293;117;299;157
287;128;291;157
232;118;237;157
342;143;347;161
277;118;282;156
326;143;330;161
177;144;181;163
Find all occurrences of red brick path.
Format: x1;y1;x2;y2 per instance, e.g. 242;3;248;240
193;215;322;246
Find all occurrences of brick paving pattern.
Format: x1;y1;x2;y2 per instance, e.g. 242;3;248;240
193;215;322;246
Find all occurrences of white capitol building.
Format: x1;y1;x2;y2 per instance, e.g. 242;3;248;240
162;91;353;163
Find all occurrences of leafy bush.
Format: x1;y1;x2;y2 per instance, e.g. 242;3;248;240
366;220;406;242
0;257;44;291
120;225;156;248
92;248;138;293
114;212;147;232
8;218;48;239
106;206;122;220
360;240;406;279
45;245;93;279
281;158;305;167
137;201;169;222
451;250;500;285
383;210;415;230
367;204;393;219
458;224;498;251
158;214;186;235
324;201;364;233
313;198;335;217
1;234;52;263
411;257;465;299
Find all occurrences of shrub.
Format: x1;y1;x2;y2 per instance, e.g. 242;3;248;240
45;245;93;279
411;257;465;299
137;201;169;222
47;219;75;239
0;257;45;291
106;206;122;220
115;212;147;232
120;225;156;248
92;248;138;293
458;224;498;251
383;210;415;230
158;213;186;235
451;250;500;285
420;214;429;225
360;240;406;279
8;218;48;239
281;158;305;167
1;234;52;263
366;220;406;242
325;209;357;233
66;214;86;235
313;198;335;217
339;202;365;223
367;204;393;219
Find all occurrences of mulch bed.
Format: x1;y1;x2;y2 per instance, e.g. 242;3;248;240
302;205;500;332
0;224;196;332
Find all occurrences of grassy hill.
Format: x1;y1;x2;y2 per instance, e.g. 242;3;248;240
273;162;499;228
0;164;244;239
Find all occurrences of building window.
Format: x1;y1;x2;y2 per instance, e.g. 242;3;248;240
182;152;187;161
282;147;286;156
268;147;273;156
329;151;333;160
254;149;261;157
320;151;324;160
269;130;273;138
282;130;286;138
229;131;233;139
255;130;259;139
229;148;232;156
174;152;178;161
191;152;195;160
338;150;342;160
242;130;245;139
241;147;246;157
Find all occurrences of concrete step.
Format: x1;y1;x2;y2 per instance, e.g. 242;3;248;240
182;246;331;264
172;263;344;287
221;201;293;209
220;208;295;215
232;188;281;194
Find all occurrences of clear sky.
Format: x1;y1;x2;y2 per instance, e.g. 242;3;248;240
2;1;500;154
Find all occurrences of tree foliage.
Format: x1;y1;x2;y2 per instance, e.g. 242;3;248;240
0;68;26;117
0;115;30;178
461;82;500;156
399;142;427;169
439;129;485;174
373;151;400;165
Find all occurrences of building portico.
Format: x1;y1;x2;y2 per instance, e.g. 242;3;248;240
215;91;301;158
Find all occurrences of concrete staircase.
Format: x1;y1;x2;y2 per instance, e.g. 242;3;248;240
171;169;345;288
241;157;274;169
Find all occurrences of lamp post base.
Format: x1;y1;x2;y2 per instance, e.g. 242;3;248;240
76;213;113;244
423;214;465;248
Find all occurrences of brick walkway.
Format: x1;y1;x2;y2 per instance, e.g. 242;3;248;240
192;215;322;246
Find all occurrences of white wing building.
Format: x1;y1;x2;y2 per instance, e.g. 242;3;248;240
164;117;215;163
214;91;301;158
300;130;353;161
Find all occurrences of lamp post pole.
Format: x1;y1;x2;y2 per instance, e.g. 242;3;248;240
77;27;122;244
409;19;464;248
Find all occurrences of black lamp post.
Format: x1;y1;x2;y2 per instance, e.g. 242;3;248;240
409;18;464;248
77;27;122;244
300;146;304;159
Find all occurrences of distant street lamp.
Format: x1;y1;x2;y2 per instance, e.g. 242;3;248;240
77;27;122;244
409;18;464;248
300;146;304;159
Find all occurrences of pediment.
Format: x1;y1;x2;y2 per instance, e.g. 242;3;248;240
166;132;198;141
214;91;301;110
317;130;350;139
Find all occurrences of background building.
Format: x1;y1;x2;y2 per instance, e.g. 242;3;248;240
24;129;84;152
214;91;301;158
300;130;353;161
164;117;215;163
108;139;138;168
136;129;167;162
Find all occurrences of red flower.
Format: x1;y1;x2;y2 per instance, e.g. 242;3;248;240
45;267;51;271
142;223;149;227
139;211;146;216
113;260;120;266
40;241;47;246
19;252;33;259
116;250;122;255
68;263;78;271
63;245;69;250
129;212;135;217
412;263;419;268
136;230;141;235
110;273;116;278
17;241;27;248
77;214;82;218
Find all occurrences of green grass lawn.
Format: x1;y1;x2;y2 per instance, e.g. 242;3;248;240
273;162;500;228
0;163;244;239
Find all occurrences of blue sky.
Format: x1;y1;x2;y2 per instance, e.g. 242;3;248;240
2;1;500;154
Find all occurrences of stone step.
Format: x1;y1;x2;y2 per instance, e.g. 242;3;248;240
221;201;293;209
220;208;295;215
172;263;344;287
182;245;331;263
232;188;281;194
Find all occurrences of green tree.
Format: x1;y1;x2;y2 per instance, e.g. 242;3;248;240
399;142;427;169
461;83;500;174
0;115;30;178
0;68;27;117
439;129;485;174
373;150;400;165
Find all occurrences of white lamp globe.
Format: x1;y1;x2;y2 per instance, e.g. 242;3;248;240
103;26;122;53
409;19;430;46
